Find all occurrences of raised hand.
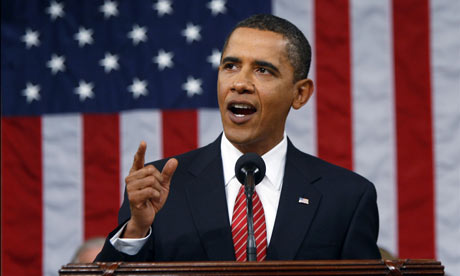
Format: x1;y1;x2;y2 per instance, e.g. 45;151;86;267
122;141;178;238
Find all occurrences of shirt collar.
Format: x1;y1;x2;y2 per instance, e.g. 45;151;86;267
221;132;287;191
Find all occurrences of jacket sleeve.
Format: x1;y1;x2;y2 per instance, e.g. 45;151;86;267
340;181;381;259
94;221;155;262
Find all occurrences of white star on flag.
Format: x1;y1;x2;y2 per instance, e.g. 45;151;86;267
153;0;173;17
182;76;202;97
47;54;66;74
128;78;148;98
100;0;119;18
75;80;94;101
46;1;64;20
22;82;41;103
74;27;94;47
207;49;221;69
99;52;119;73
182;23;201;43
22;29;40;48
207;0;226;16
128;25;148;45
153;49;174;70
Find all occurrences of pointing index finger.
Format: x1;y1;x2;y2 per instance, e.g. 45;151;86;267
130;141;147;173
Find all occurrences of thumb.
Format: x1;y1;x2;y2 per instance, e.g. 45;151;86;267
160;158;178;187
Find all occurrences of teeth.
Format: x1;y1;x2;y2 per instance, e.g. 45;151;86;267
232;103;253;109
229;102;256;117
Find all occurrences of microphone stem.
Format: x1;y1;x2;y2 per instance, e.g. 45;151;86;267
244;172;257;261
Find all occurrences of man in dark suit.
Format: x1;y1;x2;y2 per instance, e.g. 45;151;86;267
96;14;381;262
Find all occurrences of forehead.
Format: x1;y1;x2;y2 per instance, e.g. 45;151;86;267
223;28;289;63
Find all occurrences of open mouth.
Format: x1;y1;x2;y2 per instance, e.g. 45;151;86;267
228;103;257;117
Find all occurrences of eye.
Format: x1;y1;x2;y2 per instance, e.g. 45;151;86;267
222;63;237;70
256;67;273;75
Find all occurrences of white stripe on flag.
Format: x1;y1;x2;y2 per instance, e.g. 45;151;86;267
120;110;163;203
350;0;397;257
430;0;460;274
274;0;317;156
198;108;222;147
43;114;83;276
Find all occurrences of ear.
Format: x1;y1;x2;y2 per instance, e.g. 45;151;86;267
292;78;314;110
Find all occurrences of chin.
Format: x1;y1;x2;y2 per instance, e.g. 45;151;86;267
224;128;252;145
225;129;244;143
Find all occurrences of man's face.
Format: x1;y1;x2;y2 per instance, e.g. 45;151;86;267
218;27;304;155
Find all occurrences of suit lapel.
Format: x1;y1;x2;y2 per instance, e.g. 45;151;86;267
184;136;236;261
267;140;322;260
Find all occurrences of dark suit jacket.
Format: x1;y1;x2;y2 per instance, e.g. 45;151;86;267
96;136;381;261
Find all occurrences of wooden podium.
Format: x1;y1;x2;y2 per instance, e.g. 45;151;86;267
59;259;444;275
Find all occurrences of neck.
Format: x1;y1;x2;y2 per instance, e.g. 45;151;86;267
230;134;284;156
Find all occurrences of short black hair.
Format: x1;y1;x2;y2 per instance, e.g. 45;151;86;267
222;14;311;82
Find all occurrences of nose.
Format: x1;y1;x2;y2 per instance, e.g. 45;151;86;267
231;71;254;94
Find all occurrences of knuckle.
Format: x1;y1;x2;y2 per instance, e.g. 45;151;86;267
147;166;156;175
147;177;156;184
146;187;159;199
152;189;161;200
127;192;136;202
147;188;156;198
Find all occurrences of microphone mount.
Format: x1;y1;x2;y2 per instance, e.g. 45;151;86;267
235;153;266;261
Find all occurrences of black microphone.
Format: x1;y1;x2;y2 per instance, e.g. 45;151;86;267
235;153;266;261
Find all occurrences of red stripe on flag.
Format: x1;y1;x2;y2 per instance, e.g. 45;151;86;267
83;114;120;239
1;117;42;275
392;0;435;258
315;0;353;170
162;110;198;157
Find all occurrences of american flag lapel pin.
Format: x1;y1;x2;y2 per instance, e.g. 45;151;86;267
298;197;309;205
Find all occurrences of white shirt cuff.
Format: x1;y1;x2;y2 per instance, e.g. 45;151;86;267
109;222;152;255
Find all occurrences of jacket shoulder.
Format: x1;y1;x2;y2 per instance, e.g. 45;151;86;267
146;135;221;173
287;140;375;194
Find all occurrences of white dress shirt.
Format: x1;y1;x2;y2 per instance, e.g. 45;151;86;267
111;133;287;255
220;133;287;244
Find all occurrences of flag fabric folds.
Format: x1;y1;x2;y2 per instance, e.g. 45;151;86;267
2;0;459;275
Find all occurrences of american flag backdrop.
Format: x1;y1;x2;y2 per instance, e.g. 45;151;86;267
1;0;459;275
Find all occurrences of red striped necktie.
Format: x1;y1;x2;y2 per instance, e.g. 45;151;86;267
231;185;267;261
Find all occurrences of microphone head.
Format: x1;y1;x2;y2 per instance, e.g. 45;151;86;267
235;153;266;185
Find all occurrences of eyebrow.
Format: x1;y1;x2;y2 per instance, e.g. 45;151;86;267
221;56;240;64
254;60;280;75
221;56;281;75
